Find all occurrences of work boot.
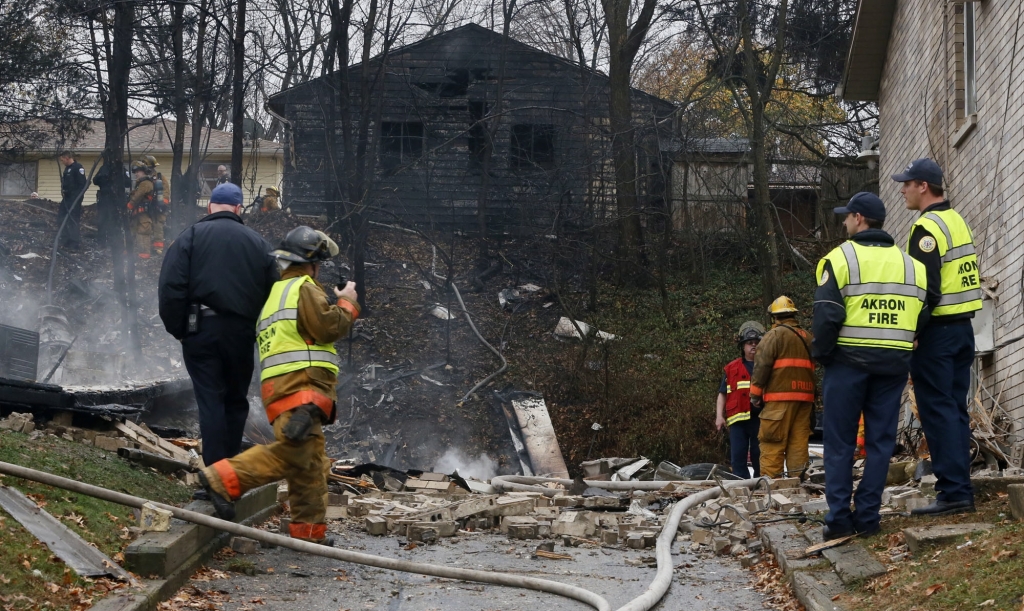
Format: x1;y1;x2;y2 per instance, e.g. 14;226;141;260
198;471;236;521
822;525;854;541
315;537;336;547
282;405;317;442
910;499;975;517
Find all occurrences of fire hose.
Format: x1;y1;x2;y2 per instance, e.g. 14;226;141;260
0;461;757;611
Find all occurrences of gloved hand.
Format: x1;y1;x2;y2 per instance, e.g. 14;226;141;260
750;395;764;410
281;404;322;442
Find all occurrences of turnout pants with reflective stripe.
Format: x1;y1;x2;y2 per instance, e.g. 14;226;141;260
757;400;812;478
911;322;975;503
203;407;329;541
822;361;905;534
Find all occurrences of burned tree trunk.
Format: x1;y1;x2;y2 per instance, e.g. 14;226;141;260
230;0;247;185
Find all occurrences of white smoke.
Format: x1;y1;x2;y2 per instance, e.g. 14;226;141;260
433;448;498;481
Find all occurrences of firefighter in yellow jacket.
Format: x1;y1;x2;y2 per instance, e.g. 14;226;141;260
198;226;360;545
750;296;816;478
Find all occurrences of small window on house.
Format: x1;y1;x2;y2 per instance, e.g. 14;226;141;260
0;162;38;196
510;124;556;170
964;2;977;116
197;162;228;198
380;122;424;170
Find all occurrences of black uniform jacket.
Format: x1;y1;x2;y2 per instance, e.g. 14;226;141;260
811;228;930;376
158;212;279;339
61;162;87;205
906;201;974;326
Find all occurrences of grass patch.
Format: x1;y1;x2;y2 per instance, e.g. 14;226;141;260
0;429;193;610
845;496;1024;611
226;558;257;575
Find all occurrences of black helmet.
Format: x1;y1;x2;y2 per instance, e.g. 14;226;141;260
737;321;765;345
271;226;339;263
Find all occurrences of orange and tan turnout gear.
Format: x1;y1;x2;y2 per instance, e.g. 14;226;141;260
127;176;155;259
751;314;816;478
201;265;358;542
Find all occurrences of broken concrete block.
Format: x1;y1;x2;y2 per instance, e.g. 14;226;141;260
919;474;938;496
551;512;594;538
277;483;289;502
537;521;552;538
365;516;387;536
508;524;539;539
729;543;746;556
739;554;760;567
626;533;645;549
692;529;714;545
413;520;457;538
485;497;535;517
94;435;126;452
822;542;886;584
328;493;348;506
746;540;762;554
408;524;439;544
641;532;657;548
279;517;290;534
601;530;618;545
1008;484;1024;520
799;499;829;514
769;494;794;512
770;478;801;490
230;537;260;554
722;506;749;524
903;523;992;554
744;499;766;513
500;516;538;534
973;476;1024;498
712;537;731;555
140;502;172;532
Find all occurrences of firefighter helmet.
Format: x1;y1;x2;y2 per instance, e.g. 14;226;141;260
767;295;799;315
130;160;149;173
737;321;765;345
266;186;280;196
142;154;159;168
272;226;339;263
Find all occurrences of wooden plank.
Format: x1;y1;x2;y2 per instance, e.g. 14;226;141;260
510;396;570;478
120;420;192;463
0;486;134;582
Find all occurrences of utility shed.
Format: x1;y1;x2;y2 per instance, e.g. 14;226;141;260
267;24;676;233
667;137;750;234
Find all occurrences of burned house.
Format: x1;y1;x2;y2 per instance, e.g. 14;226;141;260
267;24;677;233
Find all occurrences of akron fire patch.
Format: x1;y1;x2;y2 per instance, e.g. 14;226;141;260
819;270;830;286
919;236;937;253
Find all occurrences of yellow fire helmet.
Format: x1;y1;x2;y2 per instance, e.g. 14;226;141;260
266;186;280;196
142;154;159;168
767;295;798;315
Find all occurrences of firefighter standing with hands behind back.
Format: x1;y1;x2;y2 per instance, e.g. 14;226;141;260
750;297;816;479
198;226;359;546
716;321;765;478
127;159;156;260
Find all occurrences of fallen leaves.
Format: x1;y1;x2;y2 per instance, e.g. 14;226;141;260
924;583;945;597
990;549;1017;563
750;553;803;611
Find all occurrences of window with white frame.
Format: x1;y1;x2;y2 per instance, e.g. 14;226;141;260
0;162;38;196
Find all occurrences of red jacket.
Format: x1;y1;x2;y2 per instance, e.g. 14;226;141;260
723;358;753;425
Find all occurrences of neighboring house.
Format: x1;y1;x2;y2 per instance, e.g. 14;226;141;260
0;119;283;207
267;23;676;232
842;3;1020;416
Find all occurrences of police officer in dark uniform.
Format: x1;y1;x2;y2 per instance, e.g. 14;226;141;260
896;158;983;517
58;151;87;249
158;183;280;467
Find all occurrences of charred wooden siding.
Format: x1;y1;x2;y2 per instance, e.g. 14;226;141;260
270;24;675;234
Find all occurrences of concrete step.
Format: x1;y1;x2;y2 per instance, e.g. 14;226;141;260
759;522;830;575
903;522;992;554
792;570;850;611
822;542;887;584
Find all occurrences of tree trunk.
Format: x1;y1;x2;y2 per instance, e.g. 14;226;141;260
169;0;187;234
748;102;782;306
230;0;247;185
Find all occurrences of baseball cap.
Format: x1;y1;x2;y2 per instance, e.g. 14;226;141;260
833;191;886;222
891;158;943;185
210;183;243;206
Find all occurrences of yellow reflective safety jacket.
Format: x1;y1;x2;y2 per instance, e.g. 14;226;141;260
257;275;339;381
817;241;927;351
907;208;982;317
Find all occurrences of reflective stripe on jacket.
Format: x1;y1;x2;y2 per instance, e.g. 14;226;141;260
818;240;926;351
723;358;752;425
907;208;982;316
751;319;816;403
258;276;340;381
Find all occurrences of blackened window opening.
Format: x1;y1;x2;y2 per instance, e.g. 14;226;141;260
468;101;490;171
510;124;556;170
380;122;424;170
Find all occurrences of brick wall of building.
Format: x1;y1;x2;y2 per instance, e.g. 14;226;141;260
879;0;1024;433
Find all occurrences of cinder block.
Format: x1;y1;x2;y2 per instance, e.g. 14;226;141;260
903;523;992;554
413;520;457;537
508;524;538;539
1008;484;1024;519
626;533;645;549
551;512;594;538
601;530;618;545
408;524;439;544
712;537;731;555
365;516;387;536
500;516;537;534
692;529;713;545
230;537;260;554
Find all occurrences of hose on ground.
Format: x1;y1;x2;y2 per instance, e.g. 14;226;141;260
492;474;691;496
0;461;611;611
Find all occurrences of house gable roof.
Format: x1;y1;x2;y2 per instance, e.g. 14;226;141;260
839;0;898;102
268;23;676;115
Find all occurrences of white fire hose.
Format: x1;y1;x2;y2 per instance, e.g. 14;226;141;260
0;461;758;611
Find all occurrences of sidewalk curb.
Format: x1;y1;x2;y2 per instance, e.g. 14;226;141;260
759;522;859;611
91;483;280;611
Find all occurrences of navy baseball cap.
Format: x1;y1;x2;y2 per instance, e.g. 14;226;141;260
833;191;886;221
210;183;243;205
891;158;943;185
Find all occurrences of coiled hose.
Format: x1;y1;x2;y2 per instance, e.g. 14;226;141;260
0;461;759;611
